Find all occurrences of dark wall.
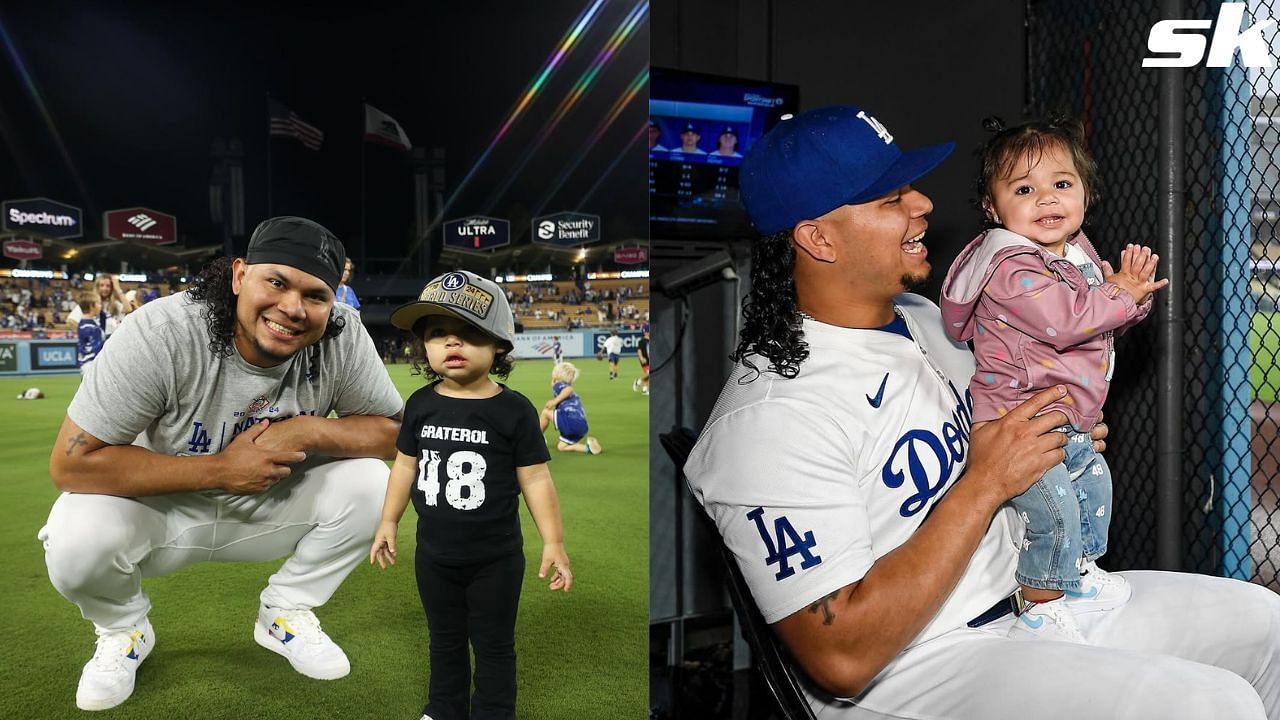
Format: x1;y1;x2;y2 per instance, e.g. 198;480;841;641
650;0;1028;621
654;0;1027;277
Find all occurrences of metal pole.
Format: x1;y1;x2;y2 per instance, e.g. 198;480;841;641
1157;0;1185;570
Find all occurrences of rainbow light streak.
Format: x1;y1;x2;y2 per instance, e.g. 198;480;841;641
577;120;647;210
398;0;608;271
0;14;89;202
455;0;605;190
533;0;647;146
481;1;647;214
532;67;647;215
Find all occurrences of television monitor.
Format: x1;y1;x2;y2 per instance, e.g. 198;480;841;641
649;67;799;239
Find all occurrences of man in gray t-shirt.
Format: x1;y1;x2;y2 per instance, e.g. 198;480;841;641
39;217;403;712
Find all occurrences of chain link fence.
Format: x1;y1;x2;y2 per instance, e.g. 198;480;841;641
1029;0;1280;583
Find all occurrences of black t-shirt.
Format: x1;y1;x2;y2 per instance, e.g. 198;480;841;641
396;382;552;563
636;337;649;364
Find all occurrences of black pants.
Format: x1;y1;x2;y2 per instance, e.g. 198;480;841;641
415;549;525;720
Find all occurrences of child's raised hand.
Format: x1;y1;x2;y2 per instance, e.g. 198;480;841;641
1102;244;1169;305
369;520;399;570
539;542;573;592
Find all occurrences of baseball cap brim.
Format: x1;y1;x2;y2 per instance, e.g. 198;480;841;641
845;140;956;206
389;301;513;347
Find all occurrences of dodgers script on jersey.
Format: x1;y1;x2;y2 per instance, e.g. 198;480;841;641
67;293;402;469
685;294;1022;648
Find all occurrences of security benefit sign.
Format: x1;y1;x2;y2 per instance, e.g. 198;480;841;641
531;212;601;247
3;197;83;240
444;216;511;252
104;207;177;245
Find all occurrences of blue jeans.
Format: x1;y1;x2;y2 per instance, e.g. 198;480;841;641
1010;430;1112;591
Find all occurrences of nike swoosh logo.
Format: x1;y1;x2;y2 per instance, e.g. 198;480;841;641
1020;614;1044;629
867;373;889;408
1065;586;1099;600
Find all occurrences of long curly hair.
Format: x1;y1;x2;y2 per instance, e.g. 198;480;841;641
406;318;515;382
730;229;809;380
188;256;346;359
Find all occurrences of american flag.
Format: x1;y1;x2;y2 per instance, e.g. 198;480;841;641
269;99;324;151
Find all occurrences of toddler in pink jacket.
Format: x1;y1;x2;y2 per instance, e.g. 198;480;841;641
940;117;1168;643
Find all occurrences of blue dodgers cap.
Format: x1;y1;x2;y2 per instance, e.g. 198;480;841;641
740;106;955;234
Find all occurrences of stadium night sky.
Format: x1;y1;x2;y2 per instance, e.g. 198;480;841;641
0;1;649;273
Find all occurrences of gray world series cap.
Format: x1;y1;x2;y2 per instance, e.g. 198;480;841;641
390;270;516;347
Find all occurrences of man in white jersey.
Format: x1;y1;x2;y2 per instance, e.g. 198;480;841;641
39;216;403;711
683;106;1280;718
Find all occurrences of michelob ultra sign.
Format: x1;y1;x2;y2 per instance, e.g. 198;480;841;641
443;216;510;252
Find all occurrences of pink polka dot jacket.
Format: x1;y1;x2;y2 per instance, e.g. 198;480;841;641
939;228;1152;431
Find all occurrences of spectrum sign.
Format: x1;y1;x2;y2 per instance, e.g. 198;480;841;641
3;197;82;240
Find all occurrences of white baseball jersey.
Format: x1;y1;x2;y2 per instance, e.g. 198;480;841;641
686;293;1021;647
603;335;624;355
686;293;1280;719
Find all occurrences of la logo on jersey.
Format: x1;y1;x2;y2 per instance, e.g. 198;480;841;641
747;507;823;581
857;110;893;145
881;381;974;517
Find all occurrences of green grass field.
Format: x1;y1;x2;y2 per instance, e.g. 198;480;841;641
0;357;647;719
1254;312;1280;403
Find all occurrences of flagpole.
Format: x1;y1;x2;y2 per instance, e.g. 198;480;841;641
266;94;273;217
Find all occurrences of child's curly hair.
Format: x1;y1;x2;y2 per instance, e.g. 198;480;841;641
975;114;1098;226
407;316;515;381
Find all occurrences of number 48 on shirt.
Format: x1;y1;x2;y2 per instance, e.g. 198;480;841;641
418;449;488;510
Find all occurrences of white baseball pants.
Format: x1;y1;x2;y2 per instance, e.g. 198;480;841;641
814;571;1280;719
38;457;388;633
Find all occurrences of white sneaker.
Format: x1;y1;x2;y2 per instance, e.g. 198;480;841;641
1007;598;1086;644
76;618;155;711
1066;561;1132;612
632;379;641;392
254;606;350;680
586;437;602;455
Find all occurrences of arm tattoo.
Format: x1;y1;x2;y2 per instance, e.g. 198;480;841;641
65;433;87;456
807;589;841;626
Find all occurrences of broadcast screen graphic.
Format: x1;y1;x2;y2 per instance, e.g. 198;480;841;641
649;67;798;239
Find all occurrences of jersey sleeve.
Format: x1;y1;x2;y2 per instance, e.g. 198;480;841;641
685;400;874;624
67;306;173;446
332;310;403;418
511;391;553;467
